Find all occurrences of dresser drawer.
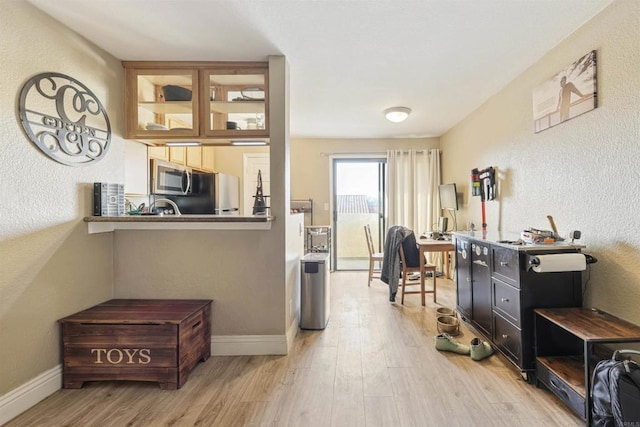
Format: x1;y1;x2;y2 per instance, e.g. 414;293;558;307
492;278;521;327
491;246;519;286
493;313;522;367
536;359;586;419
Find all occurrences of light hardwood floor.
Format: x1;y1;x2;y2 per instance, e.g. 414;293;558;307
6;272;582;426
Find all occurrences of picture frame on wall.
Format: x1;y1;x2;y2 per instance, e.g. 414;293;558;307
532;50;597;133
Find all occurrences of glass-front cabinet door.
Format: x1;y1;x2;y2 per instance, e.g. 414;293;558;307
124;68;199;138
203;67;269;138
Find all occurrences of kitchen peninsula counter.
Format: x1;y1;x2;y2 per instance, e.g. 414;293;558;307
84;215;275;234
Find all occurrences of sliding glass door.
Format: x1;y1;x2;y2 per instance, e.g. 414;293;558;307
332;158;386;270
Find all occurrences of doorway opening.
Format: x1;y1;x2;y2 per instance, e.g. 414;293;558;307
332;158;386;270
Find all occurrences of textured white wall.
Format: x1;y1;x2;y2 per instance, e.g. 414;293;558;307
441;0;640;323
0;1;124;394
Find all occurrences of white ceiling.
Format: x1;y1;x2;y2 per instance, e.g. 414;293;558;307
29;0;611;139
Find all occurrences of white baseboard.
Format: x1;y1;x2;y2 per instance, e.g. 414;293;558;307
0;364;62;426
0;334;295;424
211;334;289;355
286;320;299;350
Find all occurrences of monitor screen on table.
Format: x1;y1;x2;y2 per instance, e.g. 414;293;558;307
439;183;458;211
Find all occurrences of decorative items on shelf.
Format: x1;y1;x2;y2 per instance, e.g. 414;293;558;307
162;85;192;101
252;169;270;215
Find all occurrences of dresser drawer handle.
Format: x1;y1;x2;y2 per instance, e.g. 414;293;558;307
500;262;508;266
501;298;509;303
192;320;202;329
502;334;508;339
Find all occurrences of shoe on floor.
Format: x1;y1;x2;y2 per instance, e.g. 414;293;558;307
470;338;494;361
435;333;470;355
389;291;397;302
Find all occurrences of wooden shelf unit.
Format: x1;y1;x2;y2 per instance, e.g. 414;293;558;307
304;225;333;272
210;101;265;114
534;307;640;423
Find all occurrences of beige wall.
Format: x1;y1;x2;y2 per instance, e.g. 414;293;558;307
113;229;285;334
441;0;640;323
0;1;123;395
290;138;440;226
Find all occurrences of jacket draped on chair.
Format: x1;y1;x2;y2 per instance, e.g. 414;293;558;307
380;225;420;299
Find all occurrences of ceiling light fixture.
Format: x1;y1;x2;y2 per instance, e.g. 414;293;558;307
384;107;411;123
231;141;267;146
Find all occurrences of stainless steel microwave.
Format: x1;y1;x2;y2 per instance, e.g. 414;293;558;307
150;159;192;195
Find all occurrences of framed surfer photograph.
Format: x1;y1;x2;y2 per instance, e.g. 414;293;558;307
532;50;597;133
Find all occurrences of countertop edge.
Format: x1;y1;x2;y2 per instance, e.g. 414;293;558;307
84;215;275;223
84;215;275;234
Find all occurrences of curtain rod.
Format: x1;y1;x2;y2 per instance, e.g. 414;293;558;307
321;150;434;157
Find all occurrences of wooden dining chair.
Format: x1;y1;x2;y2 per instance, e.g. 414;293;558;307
399;243;437;305
364;224;384;286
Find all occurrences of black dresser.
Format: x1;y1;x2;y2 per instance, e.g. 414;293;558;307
454;231;584;382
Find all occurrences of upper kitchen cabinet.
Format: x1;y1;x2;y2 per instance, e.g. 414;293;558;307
204;68;268;138
124;67;199;139
123;62;269;142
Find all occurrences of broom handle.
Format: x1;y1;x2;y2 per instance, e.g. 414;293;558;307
547;215;559;237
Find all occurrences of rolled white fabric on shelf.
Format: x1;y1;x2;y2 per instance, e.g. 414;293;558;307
531;253;586;273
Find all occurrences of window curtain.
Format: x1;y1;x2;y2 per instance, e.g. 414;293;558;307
387;148;441;233
387;148;443;265
426;148;442;233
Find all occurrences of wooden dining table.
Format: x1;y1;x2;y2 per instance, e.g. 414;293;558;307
417;238;455;303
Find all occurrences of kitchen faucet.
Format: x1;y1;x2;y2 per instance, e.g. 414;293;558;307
148;198;182;216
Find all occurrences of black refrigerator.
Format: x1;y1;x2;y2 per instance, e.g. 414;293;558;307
167;172;240;215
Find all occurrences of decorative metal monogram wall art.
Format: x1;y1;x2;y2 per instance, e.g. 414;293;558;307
18;72;111;166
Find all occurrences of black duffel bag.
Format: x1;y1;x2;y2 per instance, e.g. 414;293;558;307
591;349;640;426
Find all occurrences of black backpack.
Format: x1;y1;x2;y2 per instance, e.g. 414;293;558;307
591;349;640;426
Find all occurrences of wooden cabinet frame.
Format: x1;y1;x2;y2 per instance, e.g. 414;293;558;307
202;67;269;138
124;67;200;139
123;61;269;142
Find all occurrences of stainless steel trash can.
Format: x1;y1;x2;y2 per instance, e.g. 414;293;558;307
300;252;330;330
